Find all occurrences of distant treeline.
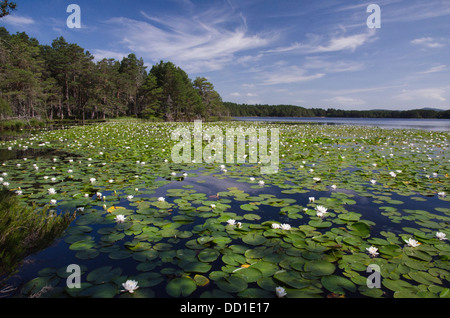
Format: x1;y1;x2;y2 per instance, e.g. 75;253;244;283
224;102;450;119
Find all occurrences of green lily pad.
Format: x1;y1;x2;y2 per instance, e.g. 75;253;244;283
166;277;197;297
304;260;336;276
321;275;356;294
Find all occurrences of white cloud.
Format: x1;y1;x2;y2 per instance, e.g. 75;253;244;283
294;30;377;54
395;87;448;102
90;49;130;62
323;96;366;106
303;57;365;73
262;66;325;85
104;8;272;73
411;37;445;48
2;15;35;26
419;64;447;74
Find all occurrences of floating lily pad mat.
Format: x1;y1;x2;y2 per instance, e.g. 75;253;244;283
0;121;449;298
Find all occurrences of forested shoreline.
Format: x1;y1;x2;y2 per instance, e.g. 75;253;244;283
0;27;228;122
1;26;448;125
224;102;450;119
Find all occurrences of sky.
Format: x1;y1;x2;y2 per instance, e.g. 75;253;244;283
1;0;450;111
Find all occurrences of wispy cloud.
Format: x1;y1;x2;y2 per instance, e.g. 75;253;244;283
323;96;366;106
395;87;449;102
266;30;377;55
262;66;325;85
103;7;273;73
2;14;35;26
419;64;447;74
411;37;446;48
301;31;377;53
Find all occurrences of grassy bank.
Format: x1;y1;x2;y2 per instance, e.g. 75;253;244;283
0;188;74;279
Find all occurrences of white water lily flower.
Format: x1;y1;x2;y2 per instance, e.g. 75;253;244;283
272;223;281;229
405;238;421;247
121;280;138;293
249;177;255;181
315;205;328;218
258;180;265;186
157;197;165;202
370;179;377;185
50;199;57;205
48;188;56;195
210;204;216;209
115;215;126;223
309;197;315;203
227;219;236;225
316;205;328;214
280;224;291;230
389;171;397;177
366;246;379;257
436;232;447;240
127;195;134;200
15;190;23;195
438;192;446;197
330;185;337;190
313;177;321;182
276;287;287;298
89;178;96;183
171;172;176;176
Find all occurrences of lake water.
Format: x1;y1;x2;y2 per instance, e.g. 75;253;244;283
234;117;450;131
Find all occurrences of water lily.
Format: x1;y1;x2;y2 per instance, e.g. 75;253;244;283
366;246;379;257
280;224;291;230
272;223;281;229
115;214;126;223
89;178;96;183
227;219;236;225
258;180;265;186
389;171;397;177
121;280;138;293
15;190;23;195
158;197;165;202
48;188;56;195
210;204;216;209
404;238;421;247
438;192;446;197
315;205;328;216
127;195;134;200
436;232;447;240
309;197;315;203
50;199;57;205
276;287;287;298
370;179;377;185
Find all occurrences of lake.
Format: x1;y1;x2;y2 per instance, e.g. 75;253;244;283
234;117;450;131
0;120;449;299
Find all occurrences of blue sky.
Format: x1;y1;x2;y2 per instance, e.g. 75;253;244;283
1;0;450;110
